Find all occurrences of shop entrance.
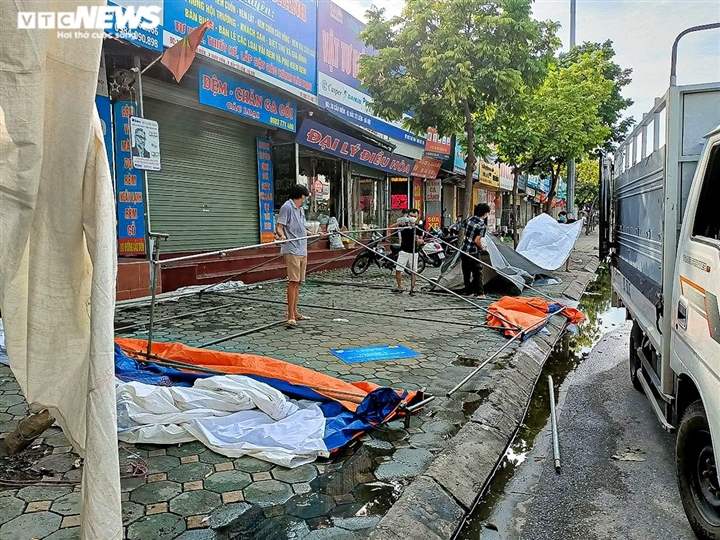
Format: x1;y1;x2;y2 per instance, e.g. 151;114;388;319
298;151;343;231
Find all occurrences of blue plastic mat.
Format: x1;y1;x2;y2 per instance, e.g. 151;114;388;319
330;344;420;364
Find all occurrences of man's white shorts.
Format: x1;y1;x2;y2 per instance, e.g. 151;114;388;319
396;251;419;272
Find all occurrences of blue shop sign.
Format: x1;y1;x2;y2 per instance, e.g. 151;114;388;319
113;102;147;256
199;68;297;132
316;1;424;147
296;119;415;176
164;0;317;102
452;140;478;179
95;95;115;182
256;138;276;243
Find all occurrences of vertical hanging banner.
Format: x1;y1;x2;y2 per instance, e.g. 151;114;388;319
257;138;275;244
114;102;147;256
425;180;442;201
412;178;423;210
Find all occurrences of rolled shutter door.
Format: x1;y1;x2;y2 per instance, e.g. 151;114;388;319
145;97;263;253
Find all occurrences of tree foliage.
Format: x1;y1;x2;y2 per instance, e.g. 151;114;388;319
358;0;558;221
574;157;599;207
559;40;634;150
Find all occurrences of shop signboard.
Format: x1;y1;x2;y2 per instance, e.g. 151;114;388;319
256;138;275;244
425;180;441;202
500;176;514;191
272;143;296;209
426;214;442;230
106;1;163;52
295;119;415;176
412;178;423;210
316;1;424;148
129;116;161;171
411;157;442;179
164;0;317;102
391;194;408;210
198;68;297;132
424;128;452;159
452;140;479;179
96;55;114;181
113;101;147;256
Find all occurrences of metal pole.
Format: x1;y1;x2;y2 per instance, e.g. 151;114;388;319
549;375;561;472
405;395;436;413
446;332;523;396
567;0;577;219
670;23;720;86
198;320;286;347
337;231;521;331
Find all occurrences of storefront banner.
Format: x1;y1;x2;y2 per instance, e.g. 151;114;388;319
164;0;317;102
113;102;147;256
412;157;442;179
295;119;416;176
412;178;423;210
452;140;479;179
425;179;441;202
96;95;114;182
130;117;161;171
424;128;452;159
199;68;297;132
107;1;163;52
391;194;408;210
426;214;442;230
500;176;514;191
317;1;425;148
256;138;275;244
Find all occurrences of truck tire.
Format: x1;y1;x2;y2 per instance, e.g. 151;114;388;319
676;400;720;539
629;321;644;393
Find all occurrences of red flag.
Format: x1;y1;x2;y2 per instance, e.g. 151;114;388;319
160;20;213;82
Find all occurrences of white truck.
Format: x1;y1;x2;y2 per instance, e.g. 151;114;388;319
602;24;720;539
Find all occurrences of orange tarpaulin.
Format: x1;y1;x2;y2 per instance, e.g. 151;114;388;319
115;338;418;412
486;297;586;338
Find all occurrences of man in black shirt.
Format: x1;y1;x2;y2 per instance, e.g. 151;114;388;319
392;208;424;295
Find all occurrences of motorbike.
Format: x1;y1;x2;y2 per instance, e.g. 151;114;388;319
351;231;427;276
421;233;446;267
429;226;458;258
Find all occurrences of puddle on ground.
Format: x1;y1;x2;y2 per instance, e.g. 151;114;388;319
455;264;625;540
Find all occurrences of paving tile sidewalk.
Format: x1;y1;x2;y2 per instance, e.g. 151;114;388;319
0;232;600;539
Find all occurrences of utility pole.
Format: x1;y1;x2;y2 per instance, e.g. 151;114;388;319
567;0;577;218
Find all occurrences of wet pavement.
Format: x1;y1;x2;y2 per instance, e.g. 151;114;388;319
456;264;695;540
0;234;600;539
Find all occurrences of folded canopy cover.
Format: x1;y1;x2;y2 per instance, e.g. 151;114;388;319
486;297;586;338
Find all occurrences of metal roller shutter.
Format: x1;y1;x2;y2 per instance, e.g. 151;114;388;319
145;97;263;253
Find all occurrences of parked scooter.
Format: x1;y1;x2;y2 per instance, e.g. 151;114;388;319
421;234;446;267
429;226;458;258
351;231;427;276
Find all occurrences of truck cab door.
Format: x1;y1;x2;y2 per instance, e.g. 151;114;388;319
671;139;720;442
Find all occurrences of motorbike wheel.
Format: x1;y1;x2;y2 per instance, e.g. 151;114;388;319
432;254;442;267
351;254;372;276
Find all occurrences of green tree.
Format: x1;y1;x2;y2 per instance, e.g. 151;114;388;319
358;0;557;225
523;51;613;213
559;40;634;150
575;157;599;208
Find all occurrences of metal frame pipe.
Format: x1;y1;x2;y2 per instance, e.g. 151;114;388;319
548;375;561;472
337;231;521;332
198;320;286;348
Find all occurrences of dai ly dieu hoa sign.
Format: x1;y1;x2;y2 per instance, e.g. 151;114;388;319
295;119;416;176
199;68;297;132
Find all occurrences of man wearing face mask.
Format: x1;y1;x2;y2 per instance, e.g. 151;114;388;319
392;208;424;295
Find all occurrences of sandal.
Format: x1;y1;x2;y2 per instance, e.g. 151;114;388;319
296;314;312;321
285;319;297;328
391;288;404;294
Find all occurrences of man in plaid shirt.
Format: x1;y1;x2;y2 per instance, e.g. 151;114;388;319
460;203;490;299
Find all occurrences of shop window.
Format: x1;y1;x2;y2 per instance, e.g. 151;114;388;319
692;143;720;241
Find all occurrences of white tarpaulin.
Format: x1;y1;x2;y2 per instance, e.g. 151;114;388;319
116;375;329;468
0;1;122;538
517;213;584;270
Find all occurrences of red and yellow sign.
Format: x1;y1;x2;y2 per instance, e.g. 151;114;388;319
411;157;443;179
413;178;423;210
426;214;442;230
424;128;452;158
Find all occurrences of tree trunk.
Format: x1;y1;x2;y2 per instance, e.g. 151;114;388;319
544;165;559;214
460;99;475;243
512;167;520;248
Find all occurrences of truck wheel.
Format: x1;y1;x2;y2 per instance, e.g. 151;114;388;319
629;321;644;393
677;400;720;539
